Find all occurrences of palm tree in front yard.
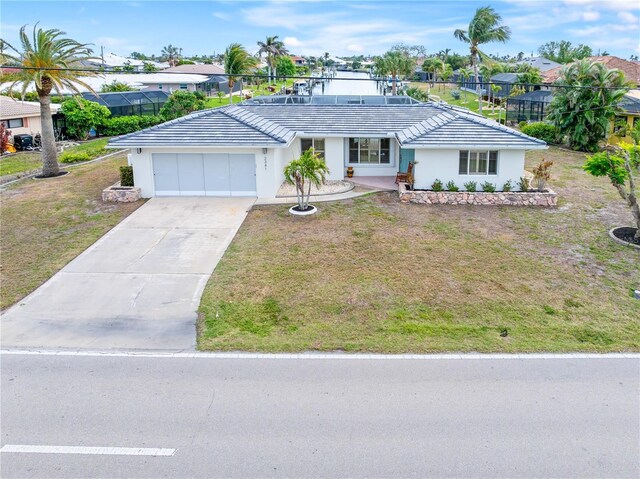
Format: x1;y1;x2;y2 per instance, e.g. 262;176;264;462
1;25;96;177
223;43;258;104
454;6;511;114
284;148;329;212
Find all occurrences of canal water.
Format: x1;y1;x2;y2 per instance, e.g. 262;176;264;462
311;71;383;96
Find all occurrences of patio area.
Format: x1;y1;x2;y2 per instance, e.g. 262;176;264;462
347;176;398;191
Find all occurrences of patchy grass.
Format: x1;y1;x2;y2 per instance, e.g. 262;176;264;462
204;80;296;108
199;147;639;353
0;138;112;176
0;153;143;309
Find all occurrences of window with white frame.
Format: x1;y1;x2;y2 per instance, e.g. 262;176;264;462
1;118;24;128
348;138;391;164
459;150;498;175
300;138;325;158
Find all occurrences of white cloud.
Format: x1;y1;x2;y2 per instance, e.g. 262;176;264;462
284;36;302;47
582;10;600;21
618;11;638;23
563;0;639;11
212;12;230;21
347;44;365;52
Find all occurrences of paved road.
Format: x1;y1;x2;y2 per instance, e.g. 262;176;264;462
2;352;638;478
1;197;254;350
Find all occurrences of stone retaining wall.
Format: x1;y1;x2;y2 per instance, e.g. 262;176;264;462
398;183;557;207
102;183;141;203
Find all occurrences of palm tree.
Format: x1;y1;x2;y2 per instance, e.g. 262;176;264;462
440;64;453;91
256;35;288;84
422;57;444;88
161;44;180;67
379;51;414;95
2;25;96;177
515;68;542;92
454;6;511;113
458;67;473;102
284;147;329;212
223;43;258;104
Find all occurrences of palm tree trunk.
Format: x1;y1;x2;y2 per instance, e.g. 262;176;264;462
39;94;59;177
473;52;482;114
392;75;397;95
228;81;233;104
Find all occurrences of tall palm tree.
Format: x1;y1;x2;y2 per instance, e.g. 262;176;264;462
223;43;258;104
1;25;96;177
458;67;473;102
161;44;180;67
454;6;511;113
256;35;288;84
379;51;414;95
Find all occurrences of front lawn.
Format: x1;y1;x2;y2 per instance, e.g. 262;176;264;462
0;153;143;309
198;147;639;352
0;138;112;176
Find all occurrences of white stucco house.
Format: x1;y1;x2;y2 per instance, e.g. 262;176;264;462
107;95;546;199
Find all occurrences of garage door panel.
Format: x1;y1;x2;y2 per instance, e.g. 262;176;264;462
203;154;231;196
177;154;205;195
229;154;257;196
153;154;180;196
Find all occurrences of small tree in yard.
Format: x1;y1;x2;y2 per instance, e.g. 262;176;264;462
283;148;329;212
584;124;640;241
60;98;110;140
531;159;554;191
159;91;206;121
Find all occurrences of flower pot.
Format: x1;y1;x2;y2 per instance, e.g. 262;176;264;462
346;167;354;178
289;205;317;216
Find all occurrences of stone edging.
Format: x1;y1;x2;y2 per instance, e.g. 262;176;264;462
608;227;640;250
102;182;142;203
399;183;557;207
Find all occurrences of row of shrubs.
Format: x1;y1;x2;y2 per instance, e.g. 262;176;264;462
99;115;164;136
520;122;558;144
429;177;530;193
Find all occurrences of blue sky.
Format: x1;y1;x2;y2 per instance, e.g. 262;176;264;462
2;0;639;59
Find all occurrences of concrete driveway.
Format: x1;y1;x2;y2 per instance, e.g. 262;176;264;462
1;197;254;350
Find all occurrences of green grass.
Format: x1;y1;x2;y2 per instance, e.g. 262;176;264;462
0;138;111;175
204;80;296;108
411;82;504;120
198;147;640;353
0;153;143;309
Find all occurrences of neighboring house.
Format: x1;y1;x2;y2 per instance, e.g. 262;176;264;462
489;73;521;99
291;56;306;66
515;56;560;72
83;53;167;72
1;73;211;95
107;95;546;199
610;92;640;144
543;56;640;86
0;95;61;137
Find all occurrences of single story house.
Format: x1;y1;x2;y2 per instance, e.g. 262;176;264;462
0;95;61;137
107;95;546;199
83;53;168;72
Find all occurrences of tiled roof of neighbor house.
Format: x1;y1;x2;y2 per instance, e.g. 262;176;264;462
108;95;546;149
0;95;61;119
162;64;225;75
619;94;640;115
490;73;519;83
515;57;561;72
543;56;640;85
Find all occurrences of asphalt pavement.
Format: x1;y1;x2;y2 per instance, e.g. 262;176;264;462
1;352;638;478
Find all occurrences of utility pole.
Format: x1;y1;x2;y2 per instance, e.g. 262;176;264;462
101;45;105;68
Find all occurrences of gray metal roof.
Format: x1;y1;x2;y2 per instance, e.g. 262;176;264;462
619;94;640;115
515;56;561;72
490;73;519;83
108;95;546;149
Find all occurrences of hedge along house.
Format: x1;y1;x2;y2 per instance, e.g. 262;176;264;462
107;95;546;199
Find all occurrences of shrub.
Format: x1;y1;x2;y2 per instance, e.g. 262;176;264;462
532;159;554;190
445;180;459;191
481;181;496;192
159;91;206;121
99;115;163;136
0;123;11;155
518;121;527;129
120;166;134;186
60;98;111;140
518;176;531;191
450;90;461;100
521;122;558;144
59;151;91;163
463;181;477;192
431;178;444;191
502;179;513;192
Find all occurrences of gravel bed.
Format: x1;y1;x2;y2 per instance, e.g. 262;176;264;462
276;180;354;197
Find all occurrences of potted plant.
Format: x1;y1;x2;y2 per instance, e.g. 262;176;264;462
346;166;354;178
284;147;330;215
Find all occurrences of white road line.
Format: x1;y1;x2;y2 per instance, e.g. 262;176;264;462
1;349;639;360
0;445;176;456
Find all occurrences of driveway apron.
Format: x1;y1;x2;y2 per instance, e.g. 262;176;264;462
1;197;254;350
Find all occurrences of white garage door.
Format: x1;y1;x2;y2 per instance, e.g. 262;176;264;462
152;153;256;197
